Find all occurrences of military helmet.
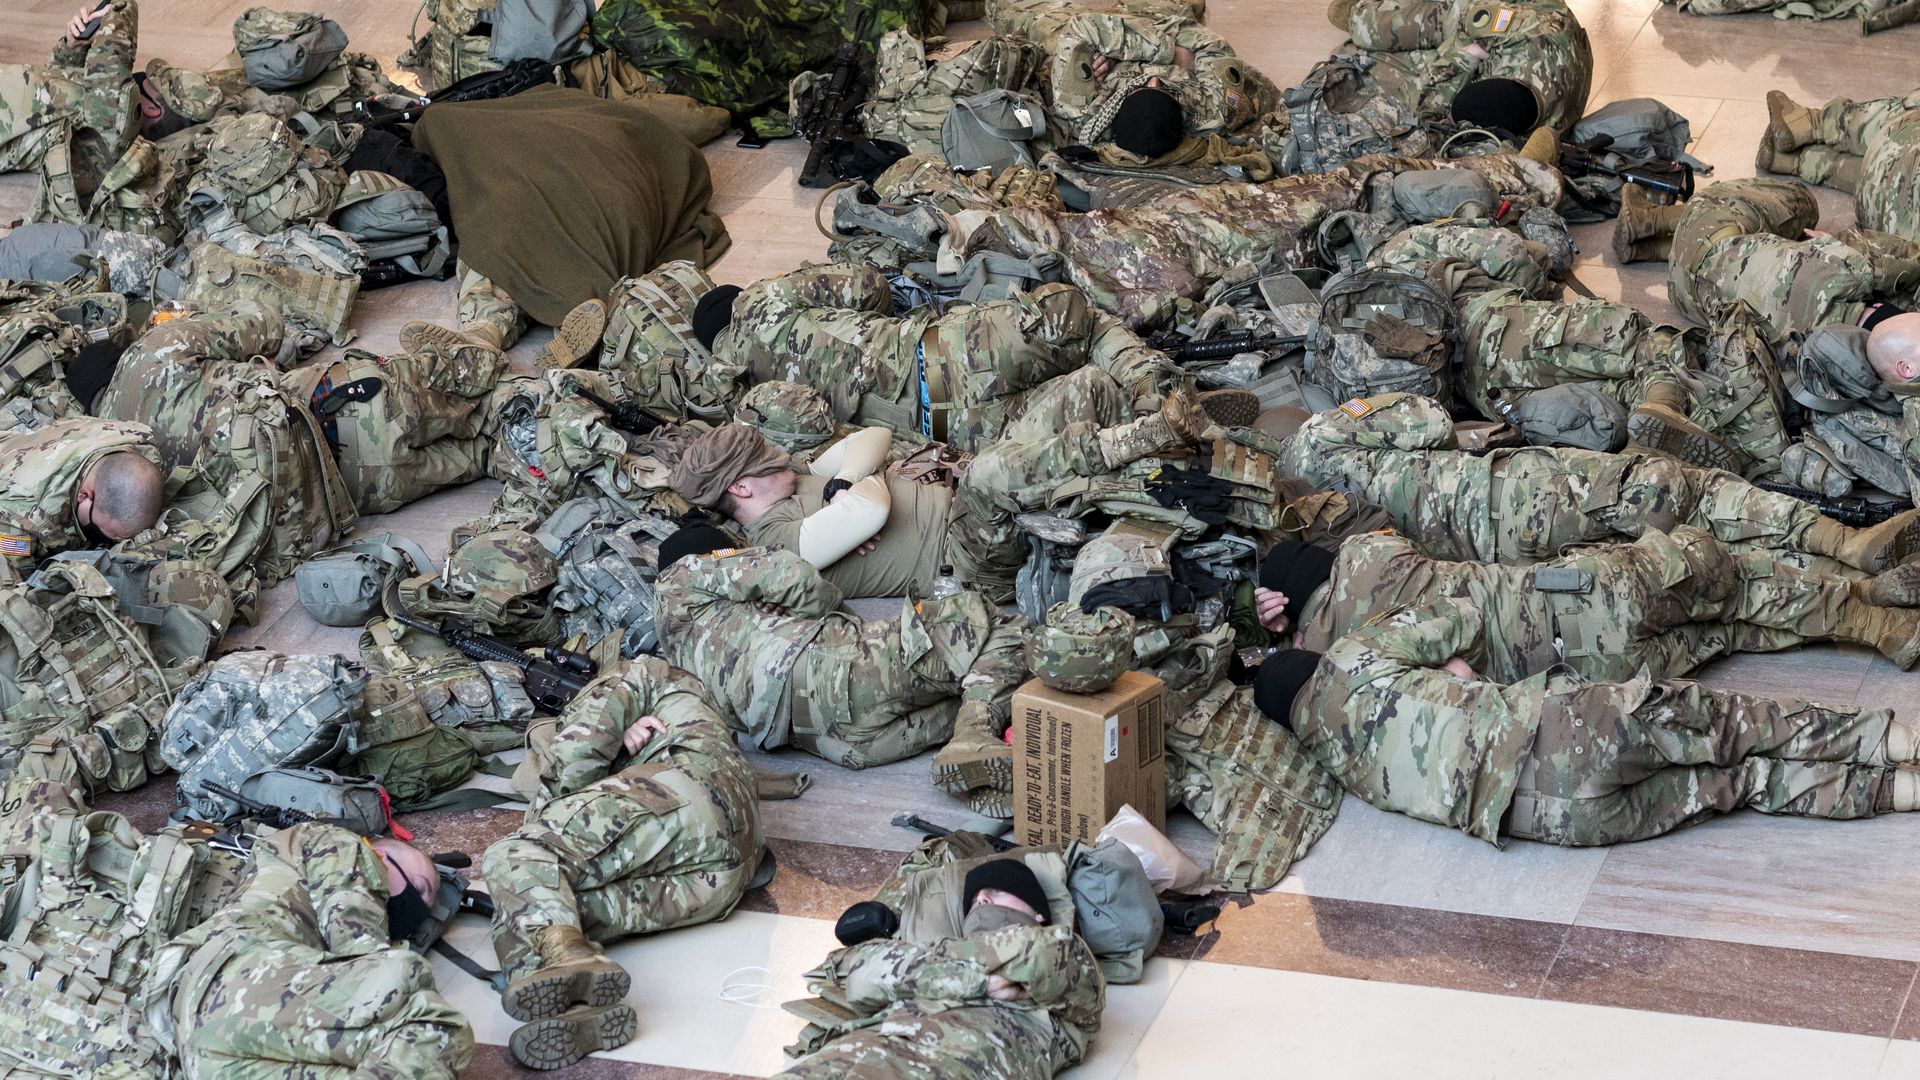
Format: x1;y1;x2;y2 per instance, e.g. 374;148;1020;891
735;380;837;453
399;529;560;638
143;59;221;122
1510;382;1628;452
1066;524;1174;610
1028;602;1135;693
203;113;300;197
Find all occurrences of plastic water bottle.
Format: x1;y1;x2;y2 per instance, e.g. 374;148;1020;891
929;564;965;599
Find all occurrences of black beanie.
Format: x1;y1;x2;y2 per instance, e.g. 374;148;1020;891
691;285;742;350
962;859;1051;924
1450;78;1541;139
65;339;127;412
657;523;734;572
1253;649;1321;729
1258;540;1338;630
1110;87;1184;159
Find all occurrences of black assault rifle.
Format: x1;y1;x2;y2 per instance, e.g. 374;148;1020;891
354;58;563;128
892;812;1019;852
390;610;598;713
1756;482;1910;528
1558;134;1696;201
573;386;666;437
1146;329;1306;364
795;12;873;188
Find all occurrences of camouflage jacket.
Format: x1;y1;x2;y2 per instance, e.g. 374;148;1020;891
1346;0;1593;133
1294;597;1547;844
27;0;143;176
0;416;160;566
653;546;1029;768
785;922;1106;1072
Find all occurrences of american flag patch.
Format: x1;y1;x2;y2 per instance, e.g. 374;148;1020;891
1339;398;1374;418
0;534;31;557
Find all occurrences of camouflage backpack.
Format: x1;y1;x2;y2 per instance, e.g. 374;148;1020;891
1279;55;1433;174
0;809;206;1077
33;135;189;247
331;170;451;283
397;529;563;644
857;32;1044;157
539;498;682;658
401;0;505;89
0;561;177;793
158;650;370;821
179;113;349;239
599;260;738;422
1305;264;1461;411
234;7;351;91
0;311;88;435
357;623;535;754
335;673;483;810
183;219;366;352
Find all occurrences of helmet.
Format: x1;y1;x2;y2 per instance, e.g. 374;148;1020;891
1027;602;1135;693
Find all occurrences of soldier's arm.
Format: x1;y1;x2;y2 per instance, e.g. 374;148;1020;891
806;425;892;480
241;824;396;957
80;0;136;82
796;476;892;567
520;657;728;797
665;546;846;619
956;608;1034;740
1338;596;1487;668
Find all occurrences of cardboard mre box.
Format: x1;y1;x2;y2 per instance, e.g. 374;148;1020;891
1012;670;1167;848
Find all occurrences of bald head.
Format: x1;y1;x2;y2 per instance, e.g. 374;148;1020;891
81;451;164;540
371;837;436;898
1868;312;1920;385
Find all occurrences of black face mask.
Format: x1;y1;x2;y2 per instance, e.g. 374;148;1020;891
78;514;111;549
386;879;433;941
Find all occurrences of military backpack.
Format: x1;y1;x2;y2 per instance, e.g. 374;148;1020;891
234;7;351;91
857;32;1043;157
599;260;738;422
1279;55;1433;174
1305;264;1461;410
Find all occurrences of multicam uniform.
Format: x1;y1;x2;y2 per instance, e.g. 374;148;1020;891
0;416;161;569
1295;597;1911;846
1767;89;1920;244
0;0;140;175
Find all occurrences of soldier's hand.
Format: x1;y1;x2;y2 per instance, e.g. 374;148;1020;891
1090;52;1113;84
1441;656;1480;681
854;539;879;556
1173;45;1195;71
622;714;666;753
1804;228;1832;239
986;973;1030;1001
67;4;104;41
1253;586;1291;634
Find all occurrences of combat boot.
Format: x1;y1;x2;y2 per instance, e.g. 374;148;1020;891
510;1004;638;1071
1765;90;1820;152
1326;0;1355;30
501;925;632;1023
1519;127;1560;167
1833;598;1920;669
1627;382;1739;471
1196;387;1262;428
1611;184;1684;264
1096;385;1208;467
1885;769;1920;812
399;320;507;367
1802;508;1920;573
538;298;607;372
1754;140;1799;176
932;709;1012;800
1859;558;1920;608
969;785;1013;819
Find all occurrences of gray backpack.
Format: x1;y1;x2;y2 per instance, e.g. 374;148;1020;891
234;7;350;91
488;0;594;65
296;532;436;626
332;172;452;281
539;498;681;658
159;651;369;821
941;89;1048;174
1280;55;1432;174
1570;98;1708;170
1306;265;1460;410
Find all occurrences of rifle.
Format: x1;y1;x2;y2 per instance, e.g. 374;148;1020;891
354;58;562;128
1756;482;1910;528
389;609;599;713
1147;329;1306;364
200;778;392;836
795;12;873;189
892;812;1019;852
572;386;666;437
1558;135;1695;201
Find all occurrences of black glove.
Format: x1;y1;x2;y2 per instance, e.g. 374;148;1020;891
1146;463;1236;526
822;477;854;502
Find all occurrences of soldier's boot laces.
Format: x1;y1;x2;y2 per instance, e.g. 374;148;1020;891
1834;599;1920;670
1765;90;1820;152
399;320;507;365
509;1003;638;1071
538;298;608;372
1860;557;1920;608
502;925;632;1022
1627;395;1739;472
1807;508;1920;574
1610;185;1683;264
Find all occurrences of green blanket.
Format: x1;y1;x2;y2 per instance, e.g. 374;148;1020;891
413;85;730;326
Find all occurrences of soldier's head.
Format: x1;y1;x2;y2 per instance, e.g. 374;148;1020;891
1449;78;1543;139
669;424;796;525
1251;648;1321;729
371;837;437;939
962;859;1052;935
1868;312;1920;384
1110;83;1185;159
137;60;218;139
691;285;743;351
657;520;737;573
77;450;164;542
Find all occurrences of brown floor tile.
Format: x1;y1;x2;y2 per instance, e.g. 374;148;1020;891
1894;975;1920;1041
94;780;188;834
1192;892;1569;998
465;1045;753;1080
1541;925;1918;1036
737;836;906;920
401;805;529;867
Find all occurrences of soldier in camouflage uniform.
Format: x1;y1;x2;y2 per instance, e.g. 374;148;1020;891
652;537;1031;769
0;0;141;176
1271;596;1920;846
855;30;1046;159
701;262;1170;452
984;0;1279;150
1657;0;1918;35
1759;88;1920;245
0;416;167;572
482;656;764;1070
156;823;475;1078
1278;392;1920;575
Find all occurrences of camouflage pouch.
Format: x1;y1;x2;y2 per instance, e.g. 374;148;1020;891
296;532;434;626
234;7;350;90
337;674;482;809
600;261;736;422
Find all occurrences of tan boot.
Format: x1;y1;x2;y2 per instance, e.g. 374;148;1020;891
932;709;1012;799
510;1004;638;1071
1326;0;1355;31
1197;388;1262;428
1627;383;1739;471
1765;90;1819;152
1097;387;1208;467
1611;184;1683;264
537;298;607;372
1860;558;1920;608
501;925;631;1023
1755;140;1799;176
1803;508;1920;573
399;320;507;366
1834;599;1920;669
1520;127;1560;166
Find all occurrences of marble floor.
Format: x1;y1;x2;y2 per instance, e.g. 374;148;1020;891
8;0;1920;1075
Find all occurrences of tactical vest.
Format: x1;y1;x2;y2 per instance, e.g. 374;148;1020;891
545;507;682;658
859;33;1045;158
1280;55;1433;174
118;457;274;622
183;222;365;351
0;312;88;436
0;562;175;793
357;624;534;754
0;810;205;1077
600;261;734;422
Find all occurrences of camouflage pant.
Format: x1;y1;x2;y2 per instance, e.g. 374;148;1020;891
455;258;526;350
1777;92;1920;244
1508;670;1898;845
777;1001;1060;1080
323;345;502;514
482;778;759;983
1459;288;1685;417
0;66;70;173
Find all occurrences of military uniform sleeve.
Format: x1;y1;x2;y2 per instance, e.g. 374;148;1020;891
661;546;846;621
1341;595;1486;667
523;657;734;798
1087;311;1171;395
238;824;395;958
955;608;1033;739
769;263;896;316
80;0;137;82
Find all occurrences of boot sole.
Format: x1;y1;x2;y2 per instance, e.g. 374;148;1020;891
510;1004;638;1071
1865;562;1920;608
503;962;632;1023
1627;409;1739;472
932;753;1013;797
541;300;608;370
1197;388;1262;428
969;786;1014;819
399;321;479;357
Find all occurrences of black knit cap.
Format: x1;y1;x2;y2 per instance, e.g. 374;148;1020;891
691;284;743;350
1253;649;1321;729
1450;78;1541;138
657;523;735;572
1258;540;1338;630
64;339;128;412
962;859;1051;924
1110;87;1184;159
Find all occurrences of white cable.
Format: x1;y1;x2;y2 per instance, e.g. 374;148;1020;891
718;965;782;1009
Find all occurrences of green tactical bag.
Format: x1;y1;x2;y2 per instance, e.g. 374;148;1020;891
235;764;391;833
183;224;365;351
234;7;351;91
338;674;482;810
296;532;435;627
